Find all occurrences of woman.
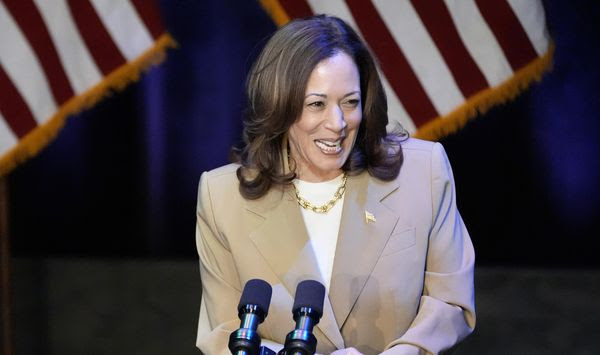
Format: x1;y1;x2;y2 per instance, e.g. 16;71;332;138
196;15;475;355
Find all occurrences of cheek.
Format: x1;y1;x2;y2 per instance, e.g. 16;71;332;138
288;125;310;151
290;116;320;140
347;112;363;131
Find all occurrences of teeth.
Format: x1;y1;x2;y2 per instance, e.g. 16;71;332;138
320;140;340;147
315;139;342;153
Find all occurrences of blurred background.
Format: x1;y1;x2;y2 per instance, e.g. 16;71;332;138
3;0;600;354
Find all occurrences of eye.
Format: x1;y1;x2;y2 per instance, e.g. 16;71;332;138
307;101;325;108
343;98;361;108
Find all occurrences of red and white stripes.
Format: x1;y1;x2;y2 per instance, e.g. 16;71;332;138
0;0;171;175
271;0;552;138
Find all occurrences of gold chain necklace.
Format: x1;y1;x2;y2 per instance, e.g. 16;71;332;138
293;173;347;213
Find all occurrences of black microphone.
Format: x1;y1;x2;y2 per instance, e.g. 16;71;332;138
229;279;273;355
280;280;326;355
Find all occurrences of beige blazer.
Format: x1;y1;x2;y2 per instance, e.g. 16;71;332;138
195;138;475;355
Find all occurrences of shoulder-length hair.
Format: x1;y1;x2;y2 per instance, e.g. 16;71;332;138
233;15;407;200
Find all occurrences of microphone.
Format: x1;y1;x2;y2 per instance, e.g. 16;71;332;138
229;279;273;355
281;280;326;355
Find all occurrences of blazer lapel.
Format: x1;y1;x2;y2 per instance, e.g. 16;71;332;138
247;187;317;286
247;187;346;350
329;173;401;329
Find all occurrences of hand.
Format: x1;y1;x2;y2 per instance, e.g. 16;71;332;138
330;347;364;355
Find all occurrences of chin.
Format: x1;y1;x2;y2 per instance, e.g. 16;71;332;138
316;158;346;174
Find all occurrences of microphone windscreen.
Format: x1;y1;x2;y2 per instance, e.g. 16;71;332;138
292;280;325;316
238;279;272;314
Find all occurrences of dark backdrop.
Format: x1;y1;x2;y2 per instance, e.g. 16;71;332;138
8;0;600;267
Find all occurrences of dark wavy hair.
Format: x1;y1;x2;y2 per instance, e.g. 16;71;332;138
232;15;407;200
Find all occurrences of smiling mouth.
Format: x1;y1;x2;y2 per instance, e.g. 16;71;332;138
314;139;343;154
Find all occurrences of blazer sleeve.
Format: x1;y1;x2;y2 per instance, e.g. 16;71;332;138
195;172;286;354
382;143;476;355
195;171;244;354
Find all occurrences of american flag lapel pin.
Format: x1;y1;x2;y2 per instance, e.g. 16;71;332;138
365;210;376;224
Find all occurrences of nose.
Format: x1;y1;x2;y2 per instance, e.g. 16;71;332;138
324;105;347;132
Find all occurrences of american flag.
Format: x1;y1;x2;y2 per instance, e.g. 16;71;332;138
260;0;553;140
0;0;175;176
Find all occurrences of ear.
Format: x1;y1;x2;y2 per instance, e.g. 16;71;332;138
281;132;299;177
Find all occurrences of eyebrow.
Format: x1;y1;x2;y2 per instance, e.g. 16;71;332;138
304;91;361;99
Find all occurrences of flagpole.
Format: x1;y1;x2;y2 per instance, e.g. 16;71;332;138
0;176;13;355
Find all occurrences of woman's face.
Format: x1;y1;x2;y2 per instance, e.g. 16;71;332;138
288;51;362;182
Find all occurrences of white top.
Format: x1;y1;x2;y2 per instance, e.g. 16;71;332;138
294;173;345;291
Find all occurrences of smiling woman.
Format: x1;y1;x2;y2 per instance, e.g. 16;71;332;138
233;15;405;201
196;15;475;355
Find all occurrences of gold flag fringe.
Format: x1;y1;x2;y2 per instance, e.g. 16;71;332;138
0;33;178;177
414;43;555;141
260;0;290;27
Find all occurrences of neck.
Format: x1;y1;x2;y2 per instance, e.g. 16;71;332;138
296;168;344;183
